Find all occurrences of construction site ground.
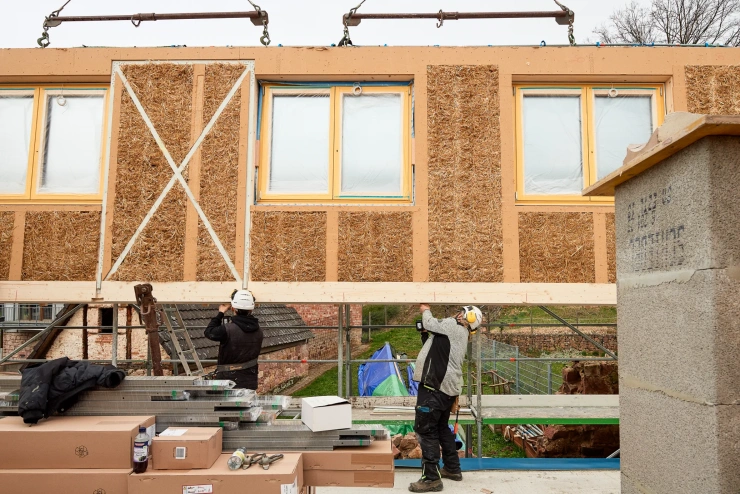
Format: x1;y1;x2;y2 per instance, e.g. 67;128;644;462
318;470;620;493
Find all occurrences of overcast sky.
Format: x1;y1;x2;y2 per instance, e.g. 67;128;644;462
0;0;651;49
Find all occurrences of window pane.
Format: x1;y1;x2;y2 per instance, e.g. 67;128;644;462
594;95;653;180
522;95;583;195
269;95;330;194
341;93;403;196
0;95;34;194
40;94;105;194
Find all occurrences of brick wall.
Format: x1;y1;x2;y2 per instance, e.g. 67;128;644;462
490;332;618;353
1;331;37;359
289;304;362;328
256;343;309;394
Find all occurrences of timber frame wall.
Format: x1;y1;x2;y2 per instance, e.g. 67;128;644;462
0;46;737;304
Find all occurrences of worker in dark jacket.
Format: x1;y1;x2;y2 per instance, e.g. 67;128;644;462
204;290;263;390
408;304;483;493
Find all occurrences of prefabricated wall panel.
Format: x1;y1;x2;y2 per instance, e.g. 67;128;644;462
5;47;736;300
250;211;327;282
427;65;504;283
196;64;245;281
109;64;193;281
22;212;100;281
606;213;616;284
337;212;413;282
518;212;595;283
685;65;740;114
0;211;14;280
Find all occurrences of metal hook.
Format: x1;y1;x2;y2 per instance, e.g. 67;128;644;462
131;15;142;27
37;31;51;48
436;9;445;28
260;19;270;46
352;83;363;96
608;86;618;98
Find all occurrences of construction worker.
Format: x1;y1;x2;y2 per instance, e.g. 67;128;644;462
204;290;263;390
408;304;483;493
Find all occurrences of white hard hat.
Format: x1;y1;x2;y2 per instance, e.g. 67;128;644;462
231;290;255;311
461;306;483;331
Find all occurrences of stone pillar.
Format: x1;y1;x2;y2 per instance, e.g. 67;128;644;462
586;114;740;494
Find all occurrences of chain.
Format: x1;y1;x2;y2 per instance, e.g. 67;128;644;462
247;0;270;46
553;0;575;46
38;0;72;48
338;0;367;47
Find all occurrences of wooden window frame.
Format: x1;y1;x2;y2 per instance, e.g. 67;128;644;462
258;84;413;204
0;84;109;205
514;83;665;204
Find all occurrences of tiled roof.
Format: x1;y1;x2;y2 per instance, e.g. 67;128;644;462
159;304;313;361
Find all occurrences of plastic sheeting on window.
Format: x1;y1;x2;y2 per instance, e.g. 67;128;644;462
594;94;652;180
0;95;34;194
522;95;583;196
39;93;105;194
269;94;330;194
340;93;403;196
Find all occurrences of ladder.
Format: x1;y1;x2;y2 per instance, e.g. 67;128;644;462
159;304;205;376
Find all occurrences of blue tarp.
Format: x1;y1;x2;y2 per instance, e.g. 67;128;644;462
407;363;418;396
358;342;409;397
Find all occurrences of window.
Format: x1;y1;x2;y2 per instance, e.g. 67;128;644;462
515;84;664;203
0;86;108;203
99;307;113;334
258;84;412;203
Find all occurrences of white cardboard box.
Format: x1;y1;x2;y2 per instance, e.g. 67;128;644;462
301;396;352;432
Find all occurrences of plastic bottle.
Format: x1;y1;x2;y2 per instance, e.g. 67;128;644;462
133;426;150;473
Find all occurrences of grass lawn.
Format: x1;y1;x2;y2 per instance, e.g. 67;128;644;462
468;424;527;458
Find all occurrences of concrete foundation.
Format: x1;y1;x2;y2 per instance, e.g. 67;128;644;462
612;135;740;493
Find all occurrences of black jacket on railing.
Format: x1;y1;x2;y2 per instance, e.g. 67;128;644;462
18;356;126;424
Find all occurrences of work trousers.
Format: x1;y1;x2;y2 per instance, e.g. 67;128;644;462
414;386;461;482
215;366;258;390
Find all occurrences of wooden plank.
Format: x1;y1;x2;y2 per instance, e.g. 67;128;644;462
584;115;740;196
0;281;617;304
499;72;520;283
102;72;124;276
477;394;619;408
183;65;206;281
325;210;339;281
234;70;251;277
593;213;608;284
8;211;25;281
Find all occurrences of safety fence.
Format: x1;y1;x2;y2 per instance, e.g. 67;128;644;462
480;340;563;394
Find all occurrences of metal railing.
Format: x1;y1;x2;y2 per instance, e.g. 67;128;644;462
480;340;563;394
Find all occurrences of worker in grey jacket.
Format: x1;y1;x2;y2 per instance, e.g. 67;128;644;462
408;304;483;493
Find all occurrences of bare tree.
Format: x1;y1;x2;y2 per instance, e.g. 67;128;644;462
594;0;740;45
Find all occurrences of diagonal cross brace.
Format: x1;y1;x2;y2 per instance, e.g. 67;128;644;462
106;64;250;283
537;305;618;360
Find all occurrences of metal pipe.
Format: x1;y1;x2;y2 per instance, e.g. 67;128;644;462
111;303;118;367
337;304;343;398
475;328;482;458
345;305;351;398
47;11;267;25
0;304;83;365
344;10;568;24
537;306;618;360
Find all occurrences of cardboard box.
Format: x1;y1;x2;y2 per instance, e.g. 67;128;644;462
303;469;395;488
0;468;131;494
152;427;222;470
300;396;351;432
0;415;155;469
300;439;394;471
129;453;304;494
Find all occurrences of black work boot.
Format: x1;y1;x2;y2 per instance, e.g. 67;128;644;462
408;478;444;492
440;467;463;481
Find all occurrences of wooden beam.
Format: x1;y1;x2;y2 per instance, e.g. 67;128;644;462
8;211;26;281
0;281;616;305
183;65;206;281
593;212;608;284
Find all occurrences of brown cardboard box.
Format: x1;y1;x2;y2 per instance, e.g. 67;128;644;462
0;468;131;494
152;427;222;470
129;453;304;494
300;439;394;471
304;469;395;488
0;415;155;469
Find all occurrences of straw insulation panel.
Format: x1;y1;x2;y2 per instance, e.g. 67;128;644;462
22;211;100;281
0;211;13;280
685;65;740;114
427;65;503;282
109;64;193;281
196;64;245;281
337;212;413;282
518;212;595;283
250;211;326;282
606;213;616;284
